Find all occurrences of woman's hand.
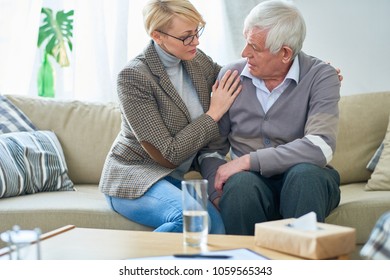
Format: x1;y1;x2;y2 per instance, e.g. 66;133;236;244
327;62;343;82
336;68;343;82
206;70;242;122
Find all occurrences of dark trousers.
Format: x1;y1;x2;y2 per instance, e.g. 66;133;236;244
219;163;341;235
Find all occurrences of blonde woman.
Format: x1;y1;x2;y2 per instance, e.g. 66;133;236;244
99;0;241;233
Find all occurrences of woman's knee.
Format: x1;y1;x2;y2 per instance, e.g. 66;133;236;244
151;206;184;232
105;195;115;210
207;202;225;234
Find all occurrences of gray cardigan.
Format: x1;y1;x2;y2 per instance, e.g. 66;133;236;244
200;51;341;201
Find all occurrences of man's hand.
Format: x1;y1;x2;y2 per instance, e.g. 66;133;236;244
215;154;251;191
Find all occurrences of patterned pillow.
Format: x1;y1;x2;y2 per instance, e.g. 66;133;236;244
366;142;384;172
0;130;74;198
360;211;390;259
365;116;390;191
0;95;36;134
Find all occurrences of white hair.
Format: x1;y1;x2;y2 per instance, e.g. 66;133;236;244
244;0;306;58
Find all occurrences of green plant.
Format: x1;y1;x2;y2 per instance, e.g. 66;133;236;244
37;8;74;97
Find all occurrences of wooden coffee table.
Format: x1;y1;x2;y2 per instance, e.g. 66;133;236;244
0;225;303;260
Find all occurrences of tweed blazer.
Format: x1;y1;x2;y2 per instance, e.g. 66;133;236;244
99;41;222;199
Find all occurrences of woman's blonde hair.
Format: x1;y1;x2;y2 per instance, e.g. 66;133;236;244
143;0;205;35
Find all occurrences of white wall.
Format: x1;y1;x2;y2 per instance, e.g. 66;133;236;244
221;0;390;96
293;0;390;96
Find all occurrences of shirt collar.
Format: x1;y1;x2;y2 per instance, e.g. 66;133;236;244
286;56;300;84
241;55;300;86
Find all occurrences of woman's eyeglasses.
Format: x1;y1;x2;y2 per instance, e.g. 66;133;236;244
157;26;204;46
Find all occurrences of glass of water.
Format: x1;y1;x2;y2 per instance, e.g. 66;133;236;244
181;179;209;247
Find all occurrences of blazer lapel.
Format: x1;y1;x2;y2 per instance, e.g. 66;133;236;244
144;41;192;122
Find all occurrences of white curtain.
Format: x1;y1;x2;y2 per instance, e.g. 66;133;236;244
0;0;234;102
71;0;233;102
191;0;238;66
0;0;42;96
72;0;129;102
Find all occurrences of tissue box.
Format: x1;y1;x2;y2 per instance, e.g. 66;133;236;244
254;218;356;259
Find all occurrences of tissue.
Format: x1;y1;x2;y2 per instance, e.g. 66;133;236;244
288;211;318;231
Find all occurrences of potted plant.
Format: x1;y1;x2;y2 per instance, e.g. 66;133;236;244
37;8;74;98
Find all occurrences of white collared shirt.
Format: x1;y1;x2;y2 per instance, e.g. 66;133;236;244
241;57;300;113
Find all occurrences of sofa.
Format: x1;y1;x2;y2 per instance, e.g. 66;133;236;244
1;91;389;258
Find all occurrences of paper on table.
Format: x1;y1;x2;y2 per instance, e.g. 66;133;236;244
129;248;269;260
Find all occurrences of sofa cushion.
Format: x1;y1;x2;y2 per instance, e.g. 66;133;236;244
0;95;36;133
326;182;390;244
5;95;121;184
365;115;390;191
0;130;74;198
0;185;152;240
330;92;390;184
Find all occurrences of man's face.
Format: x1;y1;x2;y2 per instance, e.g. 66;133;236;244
241;28;286;81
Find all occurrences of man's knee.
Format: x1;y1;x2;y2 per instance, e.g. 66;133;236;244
284;163;340;186
286;163;322;177
222;171;262;196
281;163;341;220
219;171;273;234
220;171;269;210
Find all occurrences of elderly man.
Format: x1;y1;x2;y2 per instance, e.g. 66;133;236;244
199;0;341;235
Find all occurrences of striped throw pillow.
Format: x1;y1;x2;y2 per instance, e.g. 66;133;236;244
0;130;74;198
366;142;384;172
0;95;36;134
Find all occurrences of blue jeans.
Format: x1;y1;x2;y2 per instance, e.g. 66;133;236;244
105;176;225;234
219;163;341;235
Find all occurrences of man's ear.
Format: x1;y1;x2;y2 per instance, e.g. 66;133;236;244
281;46;293;64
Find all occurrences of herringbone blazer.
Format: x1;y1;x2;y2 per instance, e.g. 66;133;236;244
99;41;222;199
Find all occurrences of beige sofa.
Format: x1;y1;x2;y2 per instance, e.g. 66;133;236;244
1;92;389;258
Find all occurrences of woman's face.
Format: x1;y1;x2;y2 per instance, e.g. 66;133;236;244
152;16;200;61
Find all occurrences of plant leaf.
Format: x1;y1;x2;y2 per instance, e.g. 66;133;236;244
37;7;73;67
